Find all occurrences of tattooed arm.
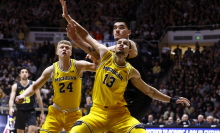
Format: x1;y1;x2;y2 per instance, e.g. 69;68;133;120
130;68;171;102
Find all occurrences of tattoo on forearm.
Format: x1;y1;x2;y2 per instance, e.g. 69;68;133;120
76;31;81;35
153;91;155;95
88;47;95;52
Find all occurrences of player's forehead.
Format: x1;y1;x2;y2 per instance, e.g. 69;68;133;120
117;38;129;43
114;22;126;27
58;43;71;48
21;69;28;73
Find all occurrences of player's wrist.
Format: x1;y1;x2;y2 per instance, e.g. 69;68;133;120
170;97;180;103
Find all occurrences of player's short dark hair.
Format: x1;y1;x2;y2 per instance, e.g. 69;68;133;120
19;67;29;74
114;18;130;30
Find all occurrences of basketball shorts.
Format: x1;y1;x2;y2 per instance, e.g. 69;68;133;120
15;109;36;130
71;104;147;133
40;105;82;133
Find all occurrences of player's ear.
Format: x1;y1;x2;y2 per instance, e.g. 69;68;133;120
129;49;132;54
128;30;131;35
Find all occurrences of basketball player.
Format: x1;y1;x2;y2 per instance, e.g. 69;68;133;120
15;40;98;133
67;22;190;132
9;67;45;133
60;0;151;122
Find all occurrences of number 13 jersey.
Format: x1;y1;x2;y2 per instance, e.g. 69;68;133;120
52;59;82;109
93;51;134;107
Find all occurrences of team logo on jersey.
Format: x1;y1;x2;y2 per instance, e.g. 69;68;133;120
70;70;74;72
123;70;127;73
57;72;59;76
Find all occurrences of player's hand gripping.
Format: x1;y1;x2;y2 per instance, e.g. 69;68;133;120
174;97;190;106
60;0;69;18
15;95;25;104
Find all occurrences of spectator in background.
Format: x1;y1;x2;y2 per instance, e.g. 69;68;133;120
206;116;217;125
184;47;193;58
0;30;4;39
153;62;161;79
179;114;191;125
141;45;148;57
173;45;182;62
146;115;157;125
29;62;37;80
195;115;207;126
0;88;6;99
163;106;174;120
21;43;30;59
166;117;175;125
18;29;25;40
86;96;92;115
205;107;213;117
31;42;39;59
161;43;171;58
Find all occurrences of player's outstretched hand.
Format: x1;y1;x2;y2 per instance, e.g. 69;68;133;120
176;97;190;106
66;21;77;39
15;95;25;104
60;0;69;18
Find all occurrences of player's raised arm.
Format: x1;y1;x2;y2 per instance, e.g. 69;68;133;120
66;21;108;59
60;0;100;60
15;66;53;104
130;68;190;106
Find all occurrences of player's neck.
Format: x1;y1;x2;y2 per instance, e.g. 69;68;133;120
115;56;126;66
20;79;29;86
58;58;71;71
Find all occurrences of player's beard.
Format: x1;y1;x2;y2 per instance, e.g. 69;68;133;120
22;77;28;80
116;51;125;56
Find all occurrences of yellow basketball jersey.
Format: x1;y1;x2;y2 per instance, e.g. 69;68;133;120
52;59;82;109
93;51;133;106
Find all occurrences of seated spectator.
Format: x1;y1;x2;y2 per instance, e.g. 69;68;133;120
86;96;93;115
0;88;6;99
153;62;161;79
41;85;49;96
31;42;39;58
195;114;207;126
161;43;171;58
205;107;213;117
163;106;174;120
185;106;195;115
29;62;37;80
173;45;182;62
159;85;167;95
18;29;25;40
206;116;217;125
21;43;30;59
179;114;191;125
205;96;214;111
166;117;176;125
146;115;157;125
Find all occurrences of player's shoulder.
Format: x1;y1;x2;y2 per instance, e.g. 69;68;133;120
12;83;18;91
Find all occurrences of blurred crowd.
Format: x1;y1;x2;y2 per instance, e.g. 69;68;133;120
0;0;220;130
142;42;220;126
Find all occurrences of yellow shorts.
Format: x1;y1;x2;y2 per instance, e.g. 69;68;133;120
40;105;82;133
71;104;146;133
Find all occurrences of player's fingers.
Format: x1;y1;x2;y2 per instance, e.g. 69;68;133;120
65;28;69;32
180;97;190;103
